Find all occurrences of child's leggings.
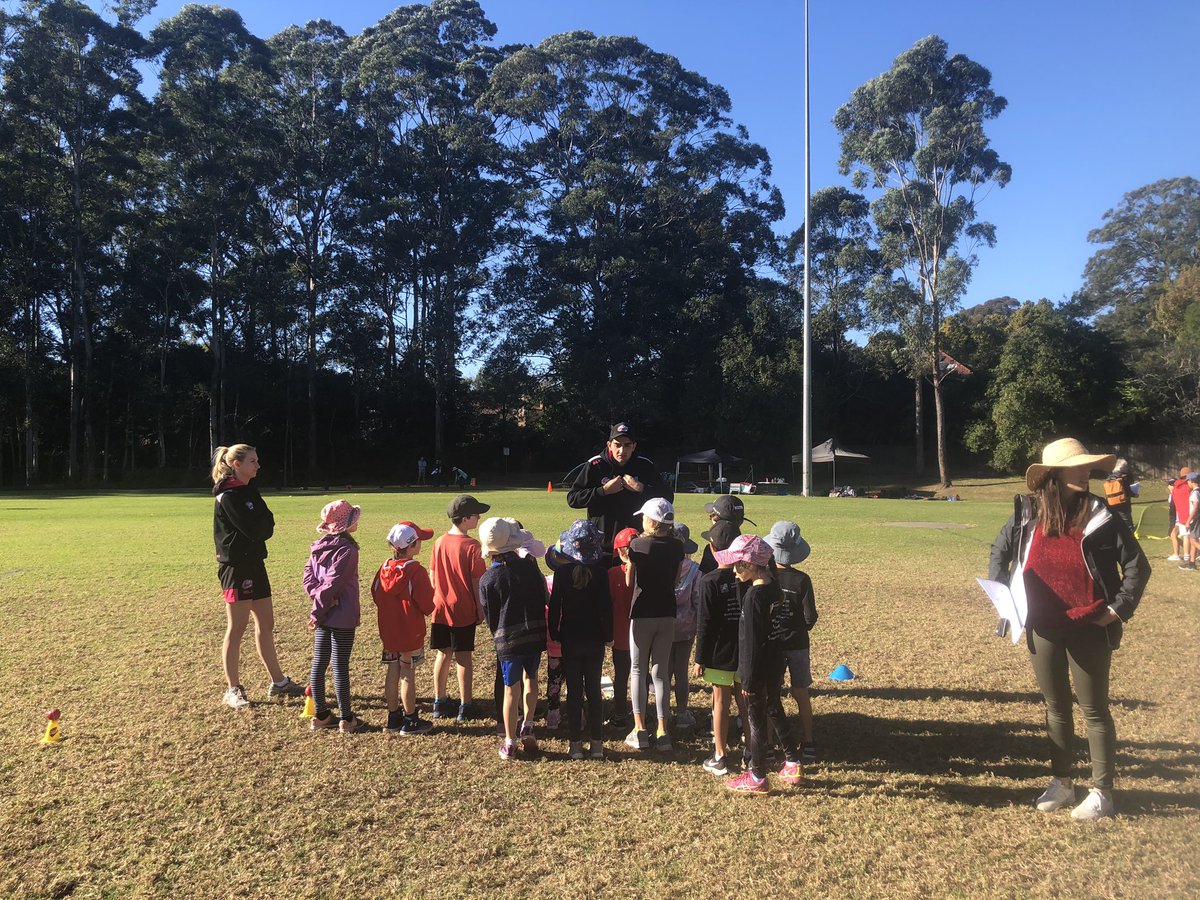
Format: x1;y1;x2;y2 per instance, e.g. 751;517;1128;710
561;640;605;741
311;626;355;721
630;617;674;725
546;654;564;713
611;648;631;719
746;656;800;779
669;638;693;710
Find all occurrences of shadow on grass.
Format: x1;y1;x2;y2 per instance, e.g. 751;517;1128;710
812;710;1200;813
811;685;1157;710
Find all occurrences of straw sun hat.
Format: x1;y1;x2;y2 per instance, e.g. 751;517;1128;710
1025;438;1116;491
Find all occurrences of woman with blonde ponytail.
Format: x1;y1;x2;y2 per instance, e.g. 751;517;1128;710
212;444;304;709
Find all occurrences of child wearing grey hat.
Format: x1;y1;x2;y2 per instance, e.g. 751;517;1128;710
764;521;819;761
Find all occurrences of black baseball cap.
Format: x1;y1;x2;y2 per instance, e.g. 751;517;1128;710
447;494;490;519
700;519;741;552
704;494;755;526
608;422;636;442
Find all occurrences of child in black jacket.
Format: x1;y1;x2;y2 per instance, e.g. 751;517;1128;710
693;553;747;776
717;535;803;796
547;520;613;759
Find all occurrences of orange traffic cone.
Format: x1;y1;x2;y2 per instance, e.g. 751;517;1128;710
547;481;553;493
40;708;63;745
300;684;316;719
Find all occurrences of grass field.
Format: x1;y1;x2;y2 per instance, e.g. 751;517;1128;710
2;481;1197;898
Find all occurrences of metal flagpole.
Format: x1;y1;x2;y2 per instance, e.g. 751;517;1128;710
801;0;813;497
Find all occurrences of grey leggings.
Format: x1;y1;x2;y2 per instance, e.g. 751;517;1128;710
669;638;693;709
630;616;674;724
1028;624;1116;790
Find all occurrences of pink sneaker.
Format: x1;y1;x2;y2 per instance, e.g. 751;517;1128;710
725;771;769;796
778;761;804;785
498;741;519;761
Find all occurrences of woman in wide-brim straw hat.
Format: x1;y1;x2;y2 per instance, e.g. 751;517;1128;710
988;437;1151;821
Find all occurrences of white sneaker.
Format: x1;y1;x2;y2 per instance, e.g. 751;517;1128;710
1071;788;1115;821
222;685;250;710
1034;777;1075;812
1167;554;1181;561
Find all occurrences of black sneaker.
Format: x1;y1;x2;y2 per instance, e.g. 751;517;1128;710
400;715;433;735
384;709;405;733
606;712;630;730
703;753;729;775
431;697;457;719
801;742;817;762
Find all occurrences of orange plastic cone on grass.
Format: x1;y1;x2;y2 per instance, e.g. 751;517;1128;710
40;709;63;745
547;481;553;493
300;685;316;719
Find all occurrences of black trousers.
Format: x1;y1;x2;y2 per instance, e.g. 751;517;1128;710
562;640;605;741
745;655;799;778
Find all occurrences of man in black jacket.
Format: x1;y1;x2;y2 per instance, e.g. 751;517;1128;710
567;423;672;551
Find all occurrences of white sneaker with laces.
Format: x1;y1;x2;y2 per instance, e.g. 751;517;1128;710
1034;777;1075;812
222;685;250;710
1071;788;1115;821
1167;554;1181;561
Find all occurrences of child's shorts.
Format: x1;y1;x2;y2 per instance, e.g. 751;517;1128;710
430;622;476;652
380;649;421;666
701;667;740;687
218;561;271;603
782;648;813;690
499;653;541;687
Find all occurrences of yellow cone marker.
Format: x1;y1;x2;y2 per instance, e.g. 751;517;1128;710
40;708;63;745
300;685;316;719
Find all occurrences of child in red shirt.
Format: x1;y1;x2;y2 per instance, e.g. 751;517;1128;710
606;527;638;729
429;495;490;720
373;521;436;734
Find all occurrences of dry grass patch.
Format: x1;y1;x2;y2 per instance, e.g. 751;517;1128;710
0;489;1197;897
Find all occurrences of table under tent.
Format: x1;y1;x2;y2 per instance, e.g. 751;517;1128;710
673;449;747;494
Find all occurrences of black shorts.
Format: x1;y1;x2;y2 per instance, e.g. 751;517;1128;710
429;622;477;652
218;561;272;603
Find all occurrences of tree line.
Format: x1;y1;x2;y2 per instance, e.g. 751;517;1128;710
1;1;1195;487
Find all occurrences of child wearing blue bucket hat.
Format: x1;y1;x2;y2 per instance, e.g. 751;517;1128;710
547;520;613;759
764;521;819;761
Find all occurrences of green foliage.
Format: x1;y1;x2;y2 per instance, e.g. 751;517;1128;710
1080;176;1200;336
835;35;1010;485
968;301;1125;472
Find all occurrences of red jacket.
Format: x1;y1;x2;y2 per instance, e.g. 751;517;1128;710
372;558;435;653
608;564;634;651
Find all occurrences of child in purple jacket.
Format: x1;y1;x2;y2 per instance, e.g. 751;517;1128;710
304;499;363;733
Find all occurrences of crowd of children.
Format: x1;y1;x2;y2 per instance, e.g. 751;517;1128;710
215;447;821;797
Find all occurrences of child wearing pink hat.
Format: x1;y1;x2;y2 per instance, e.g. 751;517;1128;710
303;499;363;733
717;535;804;796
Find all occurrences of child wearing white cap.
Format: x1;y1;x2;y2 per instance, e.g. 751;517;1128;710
479;517;548;760
624;498;684;751
372;521;436;734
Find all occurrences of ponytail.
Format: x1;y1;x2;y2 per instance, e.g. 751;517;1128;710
211;443;255;484
571;564;593;591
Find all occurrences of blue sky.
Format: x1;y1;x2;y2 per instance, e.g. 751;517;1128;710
129;0;1198;312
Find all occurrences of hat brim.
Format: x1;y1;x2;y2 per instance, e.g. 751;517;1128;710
1025;453;1117;491
768;538;810;565
680;537;699;555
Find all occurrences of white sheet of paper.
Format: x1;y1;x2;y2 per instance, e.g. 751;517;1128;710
976;577;1026;644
